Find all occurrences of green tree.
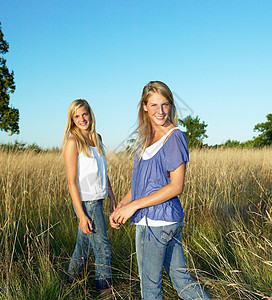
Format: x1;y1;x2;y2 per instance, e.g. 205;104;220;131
223;139;241;148
178;115;208;148
253;113;272;146
0;22;19;134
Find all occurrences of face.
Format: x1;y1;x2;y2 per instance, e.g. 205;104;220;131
72;106;91;132
143;93;171;127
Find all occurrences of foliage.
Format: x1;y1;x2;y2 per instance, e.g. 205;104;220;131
222;139;254;148
253;113;272;147
223;139;241;148
221;114;272;149
0;22;19;135
241;139;254;148
0;141;60;153
178;115;208;148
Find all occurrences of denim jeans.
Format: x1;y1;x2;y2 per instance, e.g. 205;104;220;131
67;199;112;290
136;222;209;300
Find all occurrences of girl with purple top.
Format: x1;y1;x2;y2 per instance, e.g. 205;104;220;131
110;81;209;299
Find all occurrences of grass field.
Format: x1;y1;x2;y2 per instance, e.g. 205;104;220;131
0;147;271;299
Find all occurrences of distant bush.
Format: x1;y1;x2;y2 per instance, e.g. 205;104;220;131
221;139;254;148
0;141;60;153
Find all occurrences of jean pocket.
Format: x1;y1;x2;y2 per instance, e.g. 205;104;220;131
160;222;182;242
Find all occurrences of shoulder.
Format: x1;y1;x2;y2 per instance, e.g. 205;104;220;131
66;136;77;148
172;129;186;138
64;136;78;156
164;129;188;152
164;129;189;169
167;129;187;143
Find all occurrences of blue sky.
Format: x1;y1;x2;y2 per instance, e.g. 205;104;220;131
0;0;271;150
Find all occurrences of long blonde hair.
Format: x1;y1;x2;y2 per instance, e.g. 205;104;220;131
62;99;104;156
135;81;178;156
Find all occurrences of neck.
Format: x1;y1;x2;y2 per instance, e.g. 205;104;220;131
80;129;90;138
151;120;174;134
80;130;93;145
147;121;175;147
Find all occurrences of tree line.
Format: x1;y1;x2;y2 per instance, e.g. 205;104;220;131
179;114;272;148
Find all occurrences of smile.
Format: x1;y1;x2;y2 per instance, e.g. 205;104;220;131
155;116;165;120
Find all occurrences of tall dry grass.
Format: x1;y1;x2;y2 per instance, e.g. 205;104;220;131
180;148;272;299
0;148;271;299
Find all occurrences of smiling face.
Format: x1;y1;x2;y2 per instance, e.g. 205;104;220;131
143;93;171;128
72;105;91;132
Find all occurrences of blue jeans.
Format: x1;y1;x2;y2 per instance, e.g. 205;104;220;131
67;199;112;290
136;222;209;300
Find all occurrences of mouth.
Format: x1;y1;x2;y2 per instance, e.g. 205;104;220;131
155;115;165;120
80;121;88;126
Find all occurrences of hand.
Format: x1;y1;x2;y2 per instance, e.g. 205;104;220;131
79;214;93;234
113;202;137;225
268;293;272;300
109;210;121;229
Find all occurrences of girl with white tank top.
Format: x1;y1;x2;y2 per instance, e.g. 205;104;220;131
63;99;115;298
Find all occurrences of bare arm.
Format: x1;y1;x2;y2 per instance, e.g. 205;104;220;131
107;176;116;213
113;162;186;225
64;137;93;234
98;134;116;212
117;189;132;208
109;189;132;229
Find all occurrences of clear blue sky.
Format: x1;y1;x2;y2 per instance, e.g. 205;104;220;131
0;0;271;150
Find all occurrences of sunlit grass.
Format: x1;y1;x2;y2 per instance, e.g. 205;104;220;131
0;147;271;299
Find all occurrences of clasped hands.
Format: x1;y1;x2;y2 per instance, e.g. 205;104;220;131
109;202;137;229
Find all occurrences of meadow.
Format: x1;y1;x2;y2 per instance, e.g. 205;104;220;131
0;147;271;299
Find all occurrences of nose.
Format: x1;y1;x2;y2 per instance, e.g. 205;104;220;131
158;105;164;114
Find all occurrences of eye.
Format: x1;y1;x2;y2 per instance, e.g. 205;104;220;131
163;102;169;106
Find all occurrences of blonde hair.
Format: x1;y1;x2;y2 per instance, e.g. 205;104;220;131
135;81;178;156
62;99;104;156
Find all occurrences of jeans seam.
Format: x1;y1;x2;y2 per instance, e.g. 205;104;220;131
92;201;111;282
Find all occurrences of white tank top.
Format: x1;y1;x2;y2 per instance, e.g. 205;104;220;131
77;147;108;201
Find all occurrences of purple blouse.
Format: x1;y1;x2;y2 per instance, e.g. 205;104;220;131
130;129;189;225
